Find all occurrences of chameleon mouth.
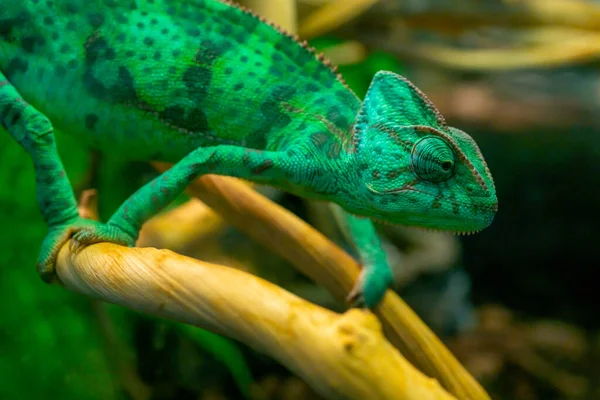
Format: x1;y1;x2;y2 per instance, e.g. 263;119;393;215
414;226;482;236
365;214;487;236
345;209;491;235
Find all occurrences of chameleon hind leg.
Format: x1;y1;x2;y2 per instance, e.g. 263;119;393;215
70;146;287;251
0;71;106;282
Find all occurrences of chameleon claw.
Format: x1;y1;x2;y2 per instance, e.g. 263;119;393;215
69;236;85;254
346;273;368;309
346;266;393;309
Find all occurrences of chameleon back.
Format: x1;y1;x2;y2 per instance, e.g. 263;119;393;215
0;0;360;161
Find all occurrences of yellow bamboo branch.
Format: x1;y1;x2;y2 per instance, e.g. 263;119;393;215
152;164;491;400
55;239;456;400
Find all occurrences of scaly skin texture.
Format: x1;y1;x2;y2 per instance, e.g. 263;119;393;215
0;0;498;308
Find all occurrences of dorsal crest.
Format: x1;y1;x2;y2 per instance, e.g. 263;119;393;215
353;71;447;147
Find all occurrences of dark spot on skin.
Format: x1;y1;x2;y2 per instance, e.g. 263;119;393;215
153;51;162;61
161;28;169;35
431;199;441;209
65;3;77;13
252;85;296;141
372;170;380;180
150;18;158;25
268;65;283;78
137;22;144;29
186;27;200;37
88;13;104;27
43;16;54;26
182;65;212;100
168;66;177;74
85;113;99;130
51;32;59;41
252;159;274;175
67;59;77;69
310;132;329;148
66;21;76;31
22;36;46;53
0;102;23;128
59;44;70;54
452;200;460;215
224;67;233;74
386;171;398;179
158;105;211;133
234;83;244;91
115;14;127;24
125;50;135;57
221;24;233;36
144;37;154;46
83;35;139;105
5;58;29;76
328;142;341;158
241;55;248;63
326;105;351;132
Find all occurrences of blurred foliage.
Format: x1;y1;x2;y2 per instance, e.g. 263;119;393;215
0;132;117;399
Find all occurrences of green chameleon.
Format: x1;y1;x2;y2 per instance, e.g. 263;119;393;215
0;0;497;308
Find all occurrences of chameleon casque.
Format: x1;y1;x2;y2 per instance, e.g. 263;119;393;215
0;0;498;308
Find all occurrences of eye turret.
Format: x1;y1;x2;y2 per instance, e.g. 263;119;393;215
411;137;456;183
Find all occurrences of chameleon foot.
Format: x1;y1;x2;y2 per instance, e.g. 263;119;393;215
37;218;106;283
346;264;394;309
70;223;136;254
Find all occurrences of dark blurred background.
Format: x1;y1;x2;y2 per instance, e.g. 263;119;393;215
1;0;599;399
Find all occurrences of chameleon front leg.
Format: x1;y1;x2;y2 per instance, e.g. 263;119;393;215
330;204;394;308
70;146;286;251
1;72;105;282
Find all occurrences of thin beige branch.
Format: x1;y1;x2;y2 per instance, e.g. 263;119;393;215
405;28;600;71
151;165;491;400
298;0;378;39
55;240;455;400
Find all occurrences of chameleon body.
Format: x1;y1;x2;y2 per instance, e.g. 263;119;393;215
0;0;497;307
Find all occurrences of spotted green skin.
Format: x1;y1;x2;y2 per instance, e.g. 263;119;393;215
0;0;497;308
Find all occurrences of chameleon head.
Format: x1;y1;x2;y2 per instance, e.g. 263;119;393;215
349;71;498;234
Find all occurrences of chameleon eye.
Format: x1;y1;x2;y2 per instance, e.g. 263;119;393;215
411;137;456;183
